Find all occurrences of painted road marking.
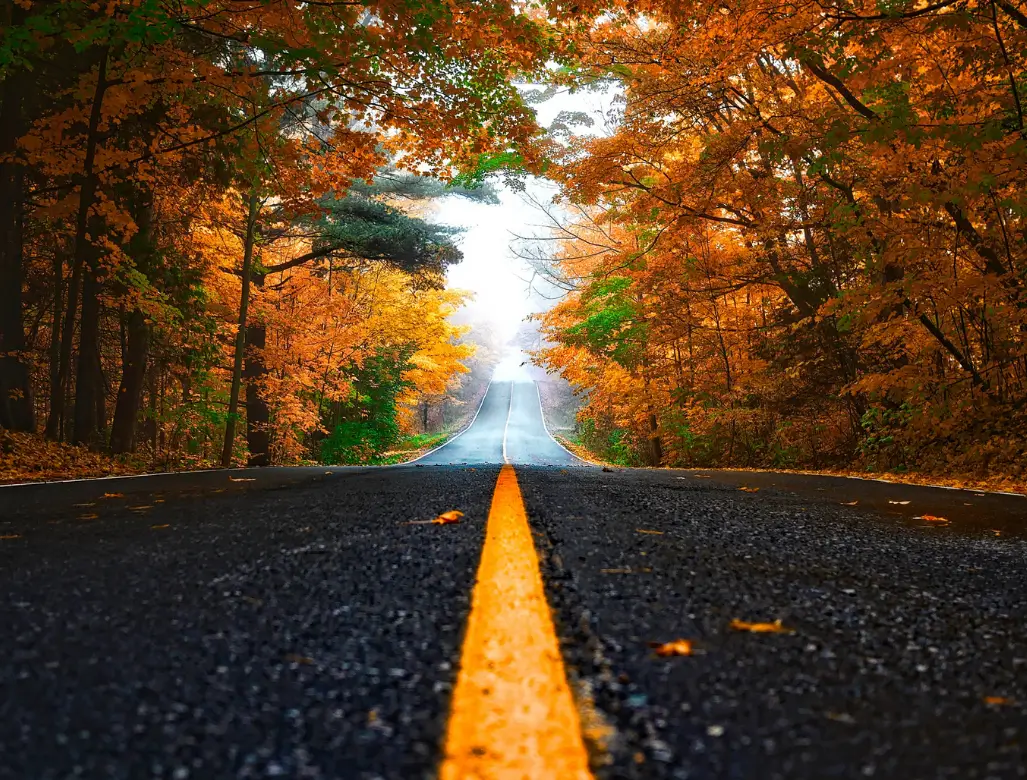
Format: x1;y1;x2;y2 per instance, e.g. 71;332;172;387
440;465;594;780
501;385;514;465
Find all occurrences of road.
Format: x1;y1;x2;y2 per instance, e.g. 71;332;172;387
1;379;1026;779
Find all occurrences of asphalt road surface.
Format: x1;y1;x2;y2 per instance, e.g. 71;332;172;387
2;379;1026;779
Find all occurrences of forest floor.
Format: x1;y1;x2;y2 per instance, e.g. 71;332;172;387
554;432;1027;498
1;431;145;485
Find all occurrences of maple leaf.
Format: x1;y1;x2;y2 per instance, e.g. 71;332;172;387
730;619;794;634
648;639;694;656
915;515;949;523
431;510;464;525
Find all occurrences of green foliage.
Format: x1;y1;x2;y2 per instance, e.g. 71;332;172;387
305;196;463;277
451;151;528;188
577;417;637;466
563;276;646;368
320;349;414;465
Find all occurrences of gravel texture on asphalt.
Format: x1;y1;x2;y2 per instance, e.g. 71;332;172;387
518;466;1027;780
1;466;498;780
4;377;1027;780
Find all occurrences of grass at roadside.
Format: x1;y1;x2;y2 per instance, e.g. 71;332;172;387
559;431;1027;496
377;431;454;465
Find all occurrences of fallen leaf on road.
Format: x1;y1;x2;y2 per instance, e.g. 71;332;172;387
992;529;1002;536
102;492;124;499
888;500;911;505
738;486;759;493
432;510;464;525
984;696;1015;706
130;505;153;511
636;529;664;535
78;513;99;520
841;500;858;506
730;618;794;634
73;502;95;507
151;524;170;529
914;514;948;523
228;477;255;482
0;534;21;540
649;639;693;657
825;711;856;724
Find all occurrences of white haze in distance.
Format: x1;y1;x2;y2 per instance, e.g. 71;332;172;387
433;86;618;350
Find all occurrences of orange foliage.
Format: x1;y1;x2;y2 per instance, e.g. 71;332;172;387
536;0;1027;480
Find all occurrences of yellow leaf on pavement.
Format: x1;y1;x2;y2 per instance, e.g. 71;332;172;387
730;618;794;634
432;510;464;525
738;486;759;493
649;639;693;657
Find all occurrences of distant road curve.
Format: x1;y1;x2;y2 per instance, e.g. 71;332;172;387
415;380;583;467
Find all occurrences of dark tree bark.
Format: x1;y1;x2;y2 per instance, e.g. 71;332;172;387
109;191;155;453
110;308;149;453
244;283;271;466
53;45;110;442
46;247;64;436
221;191;259;467
71;268;105;446
0;10;36;432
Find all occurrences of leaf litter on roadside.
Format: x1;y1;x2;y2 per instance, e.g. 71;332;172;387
648;639;694;657
730;618;794;634
403;510;464;526
984;696;1015;706
914;514;950;525
738;486;759;493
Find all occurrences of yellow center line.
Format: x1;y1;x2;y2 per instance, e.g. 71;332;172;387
440;464;595;780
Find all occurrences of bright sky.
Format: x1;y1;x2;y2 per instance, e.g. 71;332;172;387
432;87;617;347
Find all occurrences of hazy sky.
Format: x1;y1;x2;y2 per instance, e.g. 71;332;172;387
431;87;617;347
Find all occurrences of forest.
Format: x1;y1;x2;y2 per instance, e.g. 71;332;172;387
535;0;1027;482
0;0;546;476
2;0;1026;483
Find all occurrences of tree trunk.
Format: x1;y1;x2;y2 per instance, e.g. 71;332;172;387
54;45;110;441
221;191;259;468
109;191;155;454
0;19;35;433
46;247;64;436
244;278;271;466
71;268;105;446
110;310;149;453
